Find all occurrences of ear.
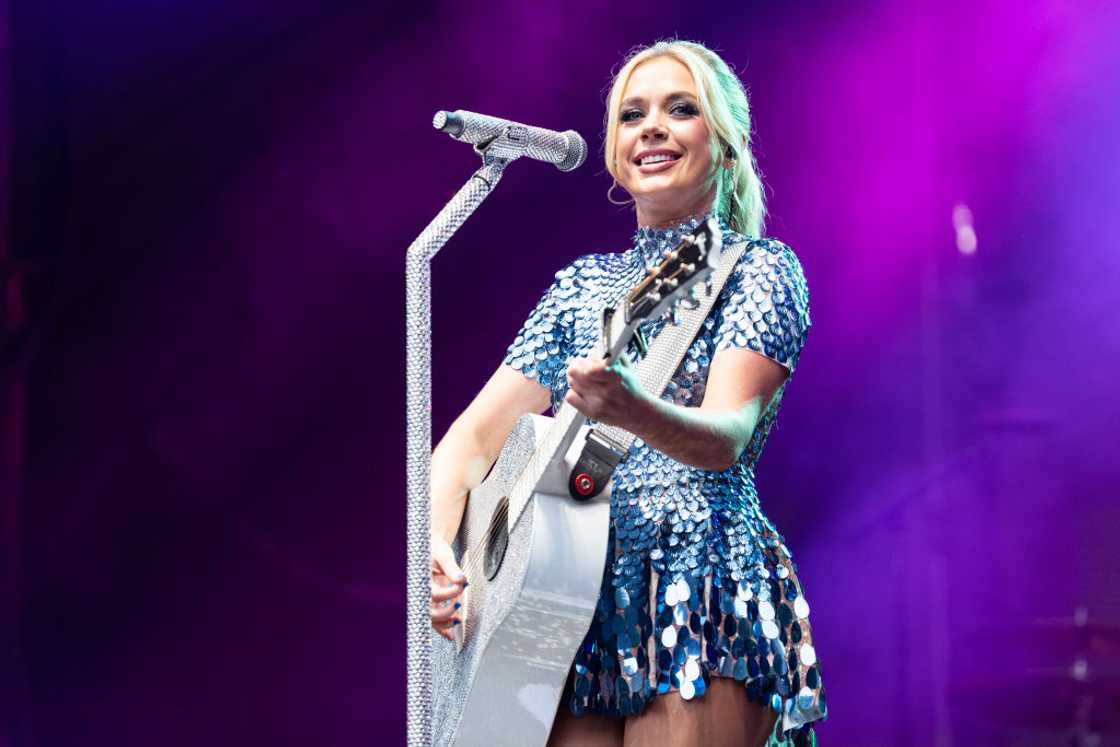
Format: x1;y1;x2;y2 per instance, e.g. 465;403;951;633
725;132;749;159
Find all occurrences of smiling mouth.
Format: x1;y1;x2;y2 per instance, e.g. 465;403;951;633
636;153;681;166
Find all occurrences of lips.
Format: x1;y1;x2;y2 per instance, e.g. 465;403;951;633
634;149;682;166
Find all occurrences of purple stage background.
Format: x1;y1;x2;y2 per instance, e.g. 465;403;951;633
3;1;1119;745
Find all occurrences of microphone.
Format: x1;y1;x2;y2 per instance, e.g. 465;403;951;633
433;110;587;172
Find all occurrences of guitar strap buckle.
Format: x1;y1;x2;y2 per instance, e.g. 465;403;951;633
568;429;628;501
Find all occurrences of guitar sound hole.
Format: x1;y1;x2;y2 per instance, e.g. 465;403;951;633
484;497;510;581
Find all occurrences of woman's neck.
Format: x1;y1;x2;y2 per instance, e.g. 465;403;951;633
634;189;717;230
637;209;713;231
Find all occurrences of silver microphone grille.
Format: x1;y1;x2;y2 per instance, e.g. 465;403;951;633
557;130;588;172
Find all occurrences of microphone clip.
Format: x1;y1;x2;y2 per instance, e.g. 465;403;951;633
473;125;529;164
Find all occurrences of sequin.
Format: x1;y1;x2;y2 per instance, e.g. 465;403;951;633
665;583;679;607
503;214;823;738
778;603;794;628
575;676;590;697
797;687;815;711
762;620;781;640
680;679;696;700
684;659;701;681
733;657;749;681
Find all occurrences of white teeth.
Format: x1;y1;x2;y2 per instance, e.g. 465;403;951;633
640;153;678;166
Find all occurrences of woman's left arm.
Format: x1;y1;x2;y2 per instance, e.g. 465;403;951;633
564;347;788;472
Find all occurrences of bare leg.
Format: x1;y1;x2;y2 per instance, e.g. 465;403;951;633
546;700;624;747
622;679;778;747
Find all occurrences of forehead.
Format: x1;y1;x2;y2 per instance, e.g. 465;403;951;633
622;56;697;99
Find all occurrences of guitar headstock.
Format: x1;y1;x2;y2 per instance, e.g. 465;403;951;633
600;217;724;362
625;216;723;326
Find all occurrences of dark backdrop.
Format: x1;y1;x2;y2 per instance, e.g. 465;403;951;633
3;1;1119;745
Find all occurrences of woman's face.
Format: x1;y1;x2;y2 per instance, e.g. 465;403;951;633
613;56;718;225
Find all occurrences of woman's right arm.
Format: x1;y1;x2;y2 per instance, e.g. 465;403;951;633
430;364;551;639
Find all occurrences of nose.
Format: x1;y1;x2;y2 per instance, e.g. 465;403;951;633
640;114;668;142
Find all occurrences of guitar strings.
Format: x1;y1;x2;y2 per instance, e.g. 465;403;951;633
459;503;508;581
456;403;570;586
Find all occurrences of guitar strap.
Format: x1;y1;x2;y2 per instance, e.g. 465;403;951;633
567;239;750;500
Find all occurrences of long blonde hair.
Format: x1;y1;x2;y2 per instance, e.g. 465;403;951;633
604;40;766;237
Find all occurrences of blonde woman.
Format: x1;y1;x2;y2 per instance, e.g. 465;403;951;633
430;40;826;747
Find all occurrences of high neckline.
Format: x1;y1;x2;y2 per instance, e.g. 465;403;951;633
632;212;728;270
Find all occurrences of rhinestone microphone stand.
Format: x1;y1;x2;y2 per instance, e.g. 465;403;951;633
405;111;585;747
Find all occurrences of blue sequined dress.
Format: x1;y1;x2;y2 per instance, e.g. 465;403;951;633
502;215;826;744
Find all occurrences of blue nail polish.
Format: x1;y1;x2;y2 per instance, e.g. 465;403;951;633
453;602;461;610
452;619;461;626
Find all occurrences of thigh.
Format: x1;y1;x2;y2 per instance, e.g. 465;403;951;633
547;700;624;747
623;679;777;747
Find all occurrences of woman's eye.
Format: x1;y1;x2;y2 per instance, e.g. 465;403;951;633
671;102;700;116
620;109;643;123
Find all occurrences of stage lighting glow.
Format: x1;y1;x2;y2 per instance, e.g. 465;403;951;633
953;203;977;255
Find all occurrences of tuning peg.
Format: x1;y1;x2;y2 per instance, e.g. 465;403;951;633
679;286;700;310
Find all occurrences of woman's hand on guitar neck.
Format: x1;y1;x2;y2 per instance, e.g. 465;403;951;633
564;352;650;430
430;536;468;641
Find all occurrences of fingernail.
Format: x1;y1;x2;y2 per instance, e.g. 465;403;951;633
453;602;461;610
452;619;461;626
461;580;469;588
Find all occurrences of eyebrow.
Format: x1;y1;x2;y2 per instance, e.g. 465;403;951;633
620;91;698;108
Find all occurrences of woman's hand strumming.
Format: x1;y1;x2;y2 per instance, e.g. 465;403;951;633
430;536;467;641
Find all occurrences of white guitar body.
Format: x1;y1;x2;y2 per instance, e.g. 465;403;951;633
432;413;610;747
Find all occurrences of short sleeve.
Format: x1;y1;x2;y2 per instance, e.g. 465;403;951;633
711;239;811;373
502;260;580;391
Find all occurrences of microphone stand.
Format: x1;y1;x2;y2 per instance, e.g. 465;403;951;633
404;123;528;747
